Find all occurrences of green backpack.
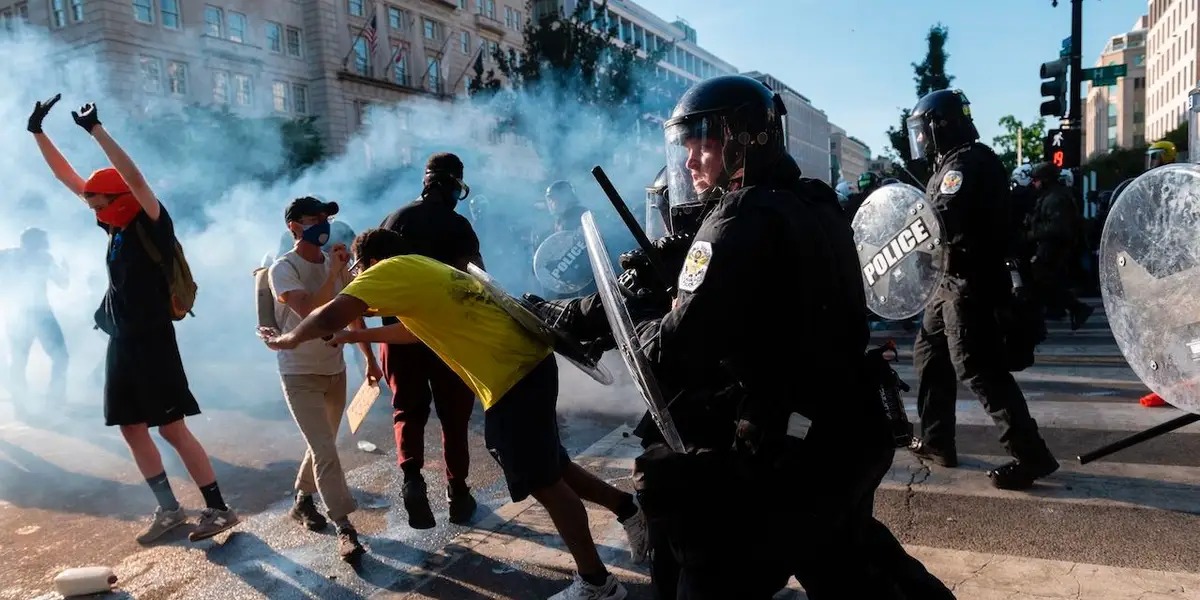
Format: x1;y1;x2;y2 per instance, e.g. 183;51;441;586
132;221;198;320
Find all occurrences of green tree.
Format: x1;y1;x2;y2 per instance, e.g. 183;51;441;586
992;115;1047;174
886;24;954;186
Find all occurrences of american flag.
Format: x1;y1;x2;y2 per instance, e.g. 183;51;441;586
363;15;378;53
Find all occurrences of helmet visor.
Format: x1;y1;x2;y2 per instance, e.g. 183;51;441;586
664;114;728;209
906;114;929;159
1146;149;1166;170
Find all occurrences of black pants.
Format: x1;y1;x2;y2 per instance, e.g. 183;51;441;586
913;285;1053;461
6;306;68;399
1031;243;1086;315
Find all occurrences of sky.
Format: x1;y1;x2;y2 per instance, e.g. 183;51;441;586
633;0;1147;161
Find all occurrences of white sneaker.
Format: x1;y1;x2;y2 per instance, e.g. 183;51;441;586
619;500;650;565
549;573;628;600
136;506;187;545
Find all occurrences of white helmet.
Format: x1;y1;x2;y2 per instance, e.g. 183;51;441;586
1058;168;1074;187
835;180;852;202
1011;163;1033;187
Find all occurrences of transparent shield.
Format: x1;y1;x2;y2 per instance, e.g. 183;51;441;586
533;230;594;295
645;189;670;238
1100;163;1200;415
465;263;613;386
851;183;947;320
581;212;686;452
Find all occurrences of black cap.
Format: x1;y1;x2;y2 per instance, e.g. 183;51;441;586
425;152;464;179
285;196;340;222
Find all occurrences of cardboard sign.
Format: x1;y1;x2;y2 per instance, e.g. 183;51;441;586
347;379;382;434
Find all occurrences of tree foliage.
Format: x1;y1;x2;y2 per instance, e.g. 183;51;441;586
992;115;1047;174
886;24;955;186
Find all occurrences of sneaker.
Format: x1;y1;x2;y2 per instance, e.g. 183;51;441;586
189;507;241;542
908;438;958;468
289;495;328;531
337;526;366;563
618;499;649;564
402;477;436;530
136;506;187;545
549;573;628;600
446;486;478;525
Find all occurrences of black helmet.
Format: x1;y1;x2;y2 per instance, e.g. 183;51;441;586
1030;162;1060;182
906;89;980;160
663;75;788;223
646;166;672;236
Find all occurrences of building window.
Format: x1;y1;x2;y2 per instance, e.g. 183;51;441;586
50;0;65;27
392;43;408;85
1135;53;1146;66
460;31;469;53
69;0;81;21
213;70;230;103
139;55;162;93
348;0;364;17
477;0;494;19
272;82;289;112
1;9;12;31
227;12;247;43
387;6;403;30
286;27;303;57
352;37;370;75
204;5;222;37
266;22;282;52
292;84;308;114
161;0;179;29
16;2;27;21
354;100;369;126
132;0;153;24
423;18;438;40
234;74;252;106
167;61;187;95
427;57;441;93
459;0;466;8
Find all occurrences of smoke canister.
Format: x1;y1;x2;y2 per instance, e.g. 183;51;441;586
53;566;118;596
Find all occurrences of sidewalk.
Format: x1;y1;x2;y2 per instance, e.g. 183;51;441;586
387;426;1200;600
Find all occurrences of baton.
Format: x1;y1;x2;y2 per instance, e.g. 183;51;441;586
1077;412;1200;464
590;166;676;292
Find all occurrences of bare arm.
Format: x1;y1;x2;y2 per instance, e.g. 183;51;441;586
279;268;343;318
347;317;381;359
272;294;369;349
89;125;160;221
33;135;86;196
340;322;422;345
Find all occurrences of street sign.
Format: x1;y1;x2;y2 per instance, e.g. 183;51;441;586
1043;128;1081;170
1083;64;1127;81
1091;77;1119;87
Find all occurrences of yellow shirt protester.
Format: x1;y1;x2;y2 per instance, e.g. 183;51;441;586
340;255;552;409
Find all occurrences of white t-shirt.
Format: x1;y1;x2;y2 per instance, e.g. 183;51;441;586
268;250;348;376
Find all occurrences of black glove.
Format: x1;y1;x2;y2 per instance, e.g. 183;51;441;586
71;102;101;133
618;234;695;288
27;93;61;134
522;293;584;330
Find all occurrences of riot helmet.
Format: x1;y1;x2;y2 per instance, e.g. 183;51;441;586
663;75;788;226
1030;162;1060;189
1146;140;1177;170
1189;85;1200;164
545;180;577;215
906;89;980;161
1011;163;1033;188
1059;168;1074;188
835;180;852;203
645;165;672;237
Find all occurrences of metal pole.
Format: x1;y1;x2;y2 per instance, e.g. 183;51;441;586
1069;0;1083;197
1017;126;1023;165
1077;413;1200;464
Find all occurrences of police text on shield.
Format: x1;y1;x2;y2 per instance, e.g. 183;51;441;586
863;218;932;286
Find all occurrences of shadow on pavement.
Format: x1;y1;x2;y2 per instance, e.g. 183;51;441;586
0;438;144;519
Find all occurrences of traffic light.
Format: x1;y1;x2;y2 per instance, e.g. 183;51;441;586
1039;58;1068;118
1043;129;1081;169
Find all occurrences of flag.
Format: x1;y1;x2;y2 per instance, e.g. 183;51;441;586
363;15;378;54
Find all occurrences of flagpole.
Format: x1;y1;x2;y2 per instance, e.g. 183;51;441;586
419;25;457;94
340;6;378;72
451;43;486;96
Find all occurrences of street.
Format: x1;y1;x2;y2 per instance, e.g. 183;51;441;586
2;301;1199;599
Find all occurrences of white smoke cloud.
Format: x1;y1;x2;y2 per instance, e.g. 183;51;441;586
0;22;661;430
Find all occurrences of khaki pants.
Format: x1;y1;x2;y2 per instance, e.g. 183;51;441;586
280;371;356;521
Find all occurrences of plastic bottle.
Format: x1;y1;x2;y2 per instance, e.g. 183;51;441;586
53;566;117;597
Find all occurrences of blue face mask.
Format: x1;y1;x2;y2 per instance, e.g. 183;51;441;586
300;220;331;247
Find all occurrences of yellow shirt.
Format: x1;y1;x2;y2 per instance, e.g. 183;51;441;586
340;255;553;409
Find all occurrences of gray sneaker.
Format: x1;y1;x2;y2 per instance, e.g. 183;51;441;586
136;506;187;545
189;507;240;542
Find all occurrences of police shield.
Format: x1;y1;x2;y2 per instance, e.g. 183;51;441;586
534;230;594;295
464;263;614;386
851;183;947;320
581;212;686;453
1100;163;1200;416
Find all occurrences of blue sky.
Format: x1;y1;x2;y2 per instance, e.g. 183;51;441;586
633;0;1146;160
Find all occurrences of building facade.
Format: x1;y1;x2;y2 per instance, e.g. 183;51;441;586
4;0;527;150
830;124;870;188
1084;17;1148;159
1145;0;1200;142
744;71;831;184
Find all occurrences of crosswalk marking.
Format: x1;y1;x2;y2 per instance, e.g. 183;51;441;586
902;399;1194;432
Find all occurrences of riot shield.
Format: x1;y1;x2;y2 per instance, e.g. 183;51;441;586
465;263;614;386
534;230;594;295
1100;163;1200;416
581;211;686;453
851;183;947;320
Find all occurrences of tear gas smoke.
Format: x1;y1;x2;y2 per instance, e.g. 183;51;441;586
0;24;663;443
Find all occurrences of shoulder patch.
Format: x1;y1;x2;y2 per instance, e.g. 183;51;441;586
677;240;713;293
939;170;964;194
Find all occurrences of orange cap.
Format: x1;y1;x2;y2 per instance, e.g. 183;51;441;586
82;168;131;195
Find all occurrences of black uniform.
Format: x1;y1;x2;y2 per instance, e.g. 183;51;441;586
906;90;1059;490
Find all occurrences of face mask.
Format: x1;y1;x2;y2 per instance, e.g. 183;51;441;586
95;194;141;229
300;220;331;246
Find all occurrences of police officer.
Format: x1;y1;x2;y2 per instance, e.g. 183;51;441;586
1027;162;1093;329
1113;140;1177;201
545;180;588;234
844;171;882;221
905;89;1059;490
377;152;482;529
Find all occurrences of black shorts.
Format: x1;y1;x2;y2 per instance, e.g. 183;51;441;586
484;356;569;502
104;325;200;428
